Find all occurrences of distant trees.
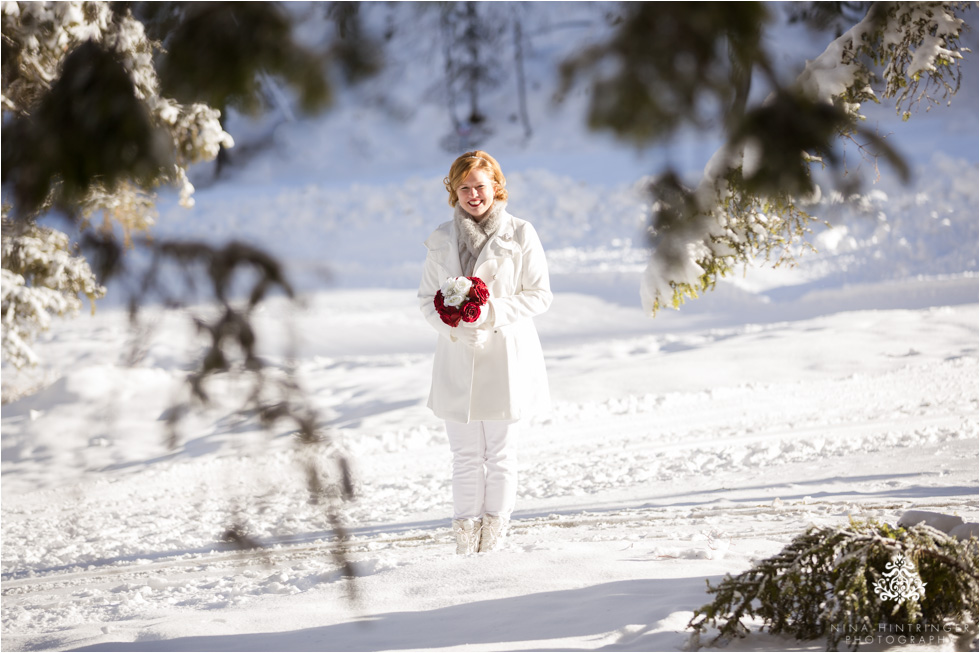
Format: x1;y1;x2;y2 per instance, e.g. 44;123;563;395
438;2;502;151
434;2;549;151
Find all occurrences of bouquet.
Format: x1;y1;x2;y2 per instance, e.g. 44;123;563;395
434;276;489;327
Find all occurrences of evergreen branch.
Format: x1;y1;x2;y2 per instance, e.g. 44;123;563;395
687;518;979;651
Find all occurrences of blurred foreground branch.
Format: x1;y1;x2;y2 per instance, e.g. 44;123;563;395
560;1;971;314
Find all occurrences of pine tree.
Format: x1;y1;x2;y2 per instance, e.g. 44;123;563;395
559;2;972;315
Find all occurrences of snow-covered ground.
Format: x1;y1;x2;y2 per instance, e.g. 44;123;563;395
2;280;978;652
2;156;978;651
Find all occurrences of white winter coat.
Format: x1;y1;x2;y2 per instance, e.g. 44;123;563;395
419;209;552;423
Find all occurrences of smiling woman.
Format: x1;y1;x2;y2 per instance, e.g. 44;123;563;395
419;150;552;555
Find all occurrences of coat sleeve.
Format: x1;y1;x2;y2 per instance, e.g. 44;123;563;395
418;239;460;343
488;222;552;328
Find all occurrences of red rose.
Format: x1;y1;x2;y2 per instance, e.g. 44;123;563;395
439;308;462;326
468;277;489;304
441;310;462;327
459;301;482;323
434;291;461;326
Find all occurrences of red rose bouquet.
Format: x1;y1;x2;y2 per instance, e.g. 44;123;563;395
434;276;489;327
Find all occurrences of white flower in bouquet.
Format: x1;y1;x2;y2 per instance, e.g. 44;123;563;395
441;276;473;308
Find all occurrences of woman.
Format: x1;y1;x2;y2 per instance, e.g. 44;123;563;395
418;150;552;554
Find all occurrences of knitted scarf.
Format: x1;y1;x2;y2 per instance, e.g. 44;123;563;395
454;200;506;277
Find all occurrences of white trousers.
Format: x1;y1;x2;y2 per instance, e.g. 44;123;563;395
445;419;520;520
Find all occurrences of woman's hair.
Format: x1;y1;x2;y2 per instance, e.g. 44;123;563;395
443;150;508;207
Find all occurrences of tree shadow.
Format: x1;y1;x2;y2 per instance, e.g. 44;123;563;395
74;576;718;652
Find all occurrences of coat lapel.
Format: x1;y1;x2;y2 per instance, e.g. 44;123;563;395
474;212;518;278
424;221;464;278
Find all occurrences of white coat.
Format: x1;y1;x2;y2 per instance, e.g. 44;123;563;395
419;208;552;423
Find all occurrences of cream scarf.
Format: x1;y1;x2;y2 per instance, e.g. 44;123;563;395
454;200;506;277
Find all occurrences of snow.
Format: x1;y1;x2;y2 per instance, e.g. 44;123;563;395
3;239;977;651
2;5;979;652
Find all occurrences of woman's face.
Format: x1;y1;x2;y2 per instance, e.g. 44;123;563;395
456;168;496;219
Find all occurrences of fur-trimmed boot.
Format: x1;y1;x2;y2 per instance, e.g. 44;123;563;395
452;518;482;555
478;513;507;552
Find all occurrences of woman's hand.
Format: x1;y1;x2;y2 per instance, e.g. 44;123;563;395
456;326;489;349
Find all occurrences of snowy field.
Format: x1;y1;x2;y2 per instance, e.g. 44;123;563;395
2;152;978;651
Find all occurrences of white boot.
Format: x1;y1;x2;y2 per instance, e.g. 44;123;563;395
478;513;508;552
452;518;482;555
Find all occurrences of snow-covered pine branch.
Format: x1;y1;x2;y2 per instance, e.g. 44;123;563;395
1;218;105;369
1;0;233;366
2;0;235;209
641;2;970;315
687;518;979;651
